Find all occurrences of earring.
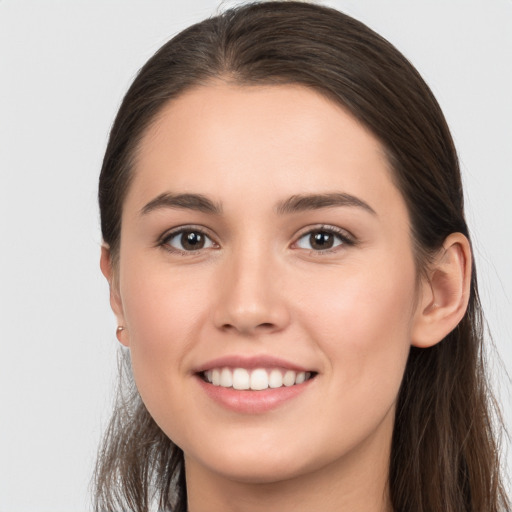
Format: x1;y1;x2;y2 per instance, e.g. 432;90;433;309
116;325;125;342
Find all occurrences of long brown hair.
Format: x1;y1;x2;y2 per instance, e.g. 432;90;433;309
95;2;510;511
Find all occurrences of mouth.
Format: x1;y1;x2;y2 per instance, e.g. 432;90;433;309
199;367;317;391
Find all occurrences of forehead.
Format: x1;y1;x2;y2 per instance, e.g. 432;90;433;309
126;82;405;219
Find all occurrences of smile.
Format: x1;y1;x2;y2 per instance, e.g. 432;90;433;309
202;367;314;391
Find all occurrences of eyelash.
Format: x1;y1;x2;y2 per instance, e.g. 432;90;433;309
158;225;217;255
158;224;355;256
293;225;355;254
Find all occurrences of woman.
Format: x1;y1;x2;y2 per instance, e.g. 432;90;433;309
95;2;510;511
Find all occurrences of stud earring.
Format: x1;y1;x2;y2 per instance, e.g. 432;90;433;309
116;325;125;342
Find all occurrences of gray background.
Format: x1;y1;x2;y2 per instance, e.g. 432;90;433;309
1;1;510;510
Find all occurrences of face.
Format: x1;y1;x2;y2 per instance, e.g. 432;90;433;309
110;82;421;485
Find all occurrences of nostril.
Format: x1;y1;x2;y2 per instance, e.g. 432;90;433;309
220;322;277;333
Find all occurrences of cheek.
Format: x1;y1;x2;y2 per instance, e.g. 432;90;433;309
298;256;416;398
118;260;210;409
121;252;210;338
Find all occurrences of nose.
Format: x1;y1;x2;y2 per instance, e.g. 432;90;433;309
213;244;291;336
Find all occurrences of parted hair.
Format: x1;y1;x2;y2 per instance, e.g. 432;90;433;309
96;2;510;511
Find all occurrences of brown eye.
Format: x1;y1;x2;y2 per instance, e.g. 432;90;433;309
181;231;205;250
309;231;335;250
164;229;214;252
296;228;349;251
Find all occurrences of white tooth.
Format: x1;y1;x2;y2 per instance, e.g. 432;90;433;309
295;371;306;384
250;368;269;390
232;368;250;390
220;368;233;387
205;370;213;383
268;369;283;388
283;370;296;387
212;368;221;386
305;372;311;380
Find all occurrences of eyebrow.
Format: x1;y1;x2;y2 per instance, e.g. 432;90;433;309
275;192;376;216
140;193;223;216
140;191;376;217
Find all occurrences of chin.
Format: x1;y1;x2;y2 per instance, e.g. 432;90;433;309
202;456;311;485
184;434;330;486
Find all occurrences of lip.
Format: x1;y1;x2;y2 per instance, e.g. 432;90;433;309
193;354;316;414
193;354;311;374
195;374;315;414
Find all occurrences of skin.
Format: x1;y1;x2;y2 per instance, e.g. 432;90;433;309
101;82;471;512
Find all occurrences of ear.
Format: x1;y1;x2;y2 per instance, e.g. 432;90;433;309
411;233;472;348
100;244;129;347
